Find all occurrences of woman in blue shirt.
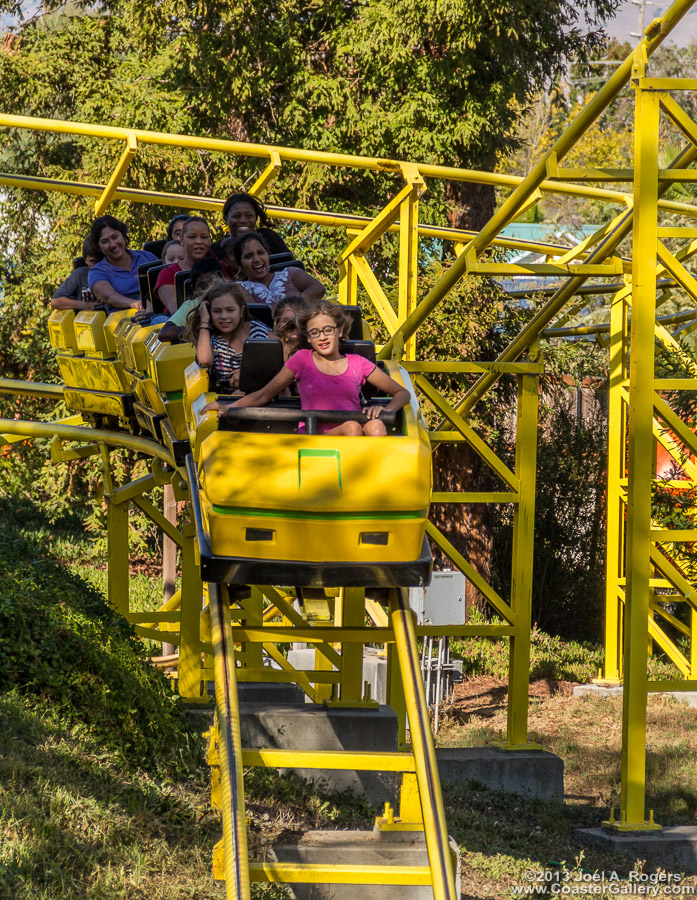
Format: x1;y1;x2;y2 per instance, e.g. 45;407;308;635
87;215;158;310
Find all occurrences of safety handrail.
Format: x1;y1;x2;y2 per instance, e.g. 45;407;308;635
219;406;397;435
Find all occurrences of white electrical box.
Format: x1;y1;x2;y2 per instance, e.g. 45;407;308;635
408;570;467;625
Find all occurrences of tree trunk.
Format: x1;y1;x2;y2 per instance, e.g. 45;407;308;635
428;178;497;617
430;442;495;617
445;179;496;230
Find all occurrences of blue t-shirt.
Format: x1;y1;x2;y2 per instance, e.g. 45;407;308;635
88;249;158;299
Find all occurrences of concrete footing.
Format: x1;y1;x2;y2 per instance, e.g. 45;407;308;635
286;647;388;703
239;702;399;804
270;828;462;900
579;826;697;872
238;699;565;804
437;747;564;803
238;682;306;704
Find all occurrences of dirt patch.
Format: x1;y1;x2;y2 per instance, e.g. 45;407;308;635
446;675;576;722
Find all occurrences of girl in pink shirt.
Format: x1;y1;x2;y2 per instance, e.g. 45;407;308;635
204;301;410;436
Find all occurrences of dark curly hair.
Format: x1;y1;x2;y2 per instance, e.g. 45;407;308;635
222;192;273;230
231;230;271;265
89;215;128;259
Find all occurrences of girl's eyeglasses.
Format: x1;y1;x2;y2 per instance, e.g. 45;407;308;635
307;325;338;338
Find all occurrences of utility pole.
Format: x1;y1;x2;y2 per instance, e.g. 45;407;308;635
630;0;656;41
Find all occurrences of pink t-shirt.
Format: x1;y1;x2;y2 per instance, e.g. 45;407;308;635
285;349;375;433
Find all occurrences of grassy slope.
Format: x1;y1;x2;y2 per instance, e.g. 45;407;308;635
4;498;697;898
0;499;374;900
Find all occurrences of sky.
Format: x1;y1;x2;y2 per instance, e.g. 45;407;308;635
604;1;697;46
2;1;697;45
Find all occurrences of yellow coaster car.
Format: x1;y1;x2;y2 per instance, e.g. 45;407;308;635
186;345;432;588
47;308;137;424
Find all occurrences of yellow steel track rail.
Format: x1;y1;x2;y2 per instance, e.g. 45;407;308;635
209;583;251;900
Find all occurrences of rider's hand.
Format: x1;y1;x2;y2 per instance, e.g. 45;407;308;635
362;405;384;420
202;400;227;417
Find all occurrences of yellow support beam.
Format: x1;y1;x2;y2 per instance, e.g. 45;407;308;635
95;131;137;215
617;63;661;832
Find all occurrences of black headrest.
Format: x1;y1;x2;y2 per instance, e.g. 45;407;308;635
141;262;167;310
238;339;285;394
73;256;86;271
269;259;306;273
343;305;364;340
174;269;191;308
142;238;167;259
247;303;274;328
268;252;293;266
340;339;375;364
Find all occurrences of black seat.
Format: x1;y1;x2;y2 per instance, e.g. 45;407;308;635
343;306;364;340
238;339;285;394
271;259;306;273
174;270;192;308
340;339;376;364
248;303;274;329
268;252;306;274
142;238;166;259
73;256;86;270
268;252;293;266
140;261;166;309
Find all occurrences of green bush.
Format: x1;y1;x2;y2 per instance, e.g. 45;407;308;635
0;497;196;774
450;621;604;683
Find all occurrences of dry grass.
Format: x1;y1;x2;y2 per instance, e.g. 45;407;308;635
436;677;697;898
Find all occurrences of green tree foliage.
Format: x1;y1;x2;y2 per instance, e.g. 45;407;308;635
0;1;620;619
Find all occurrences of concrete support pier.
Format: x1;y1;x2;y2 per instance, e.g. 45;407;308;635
239;702;399;803
579;826;697;872
437;747;564;803
270;828;462;900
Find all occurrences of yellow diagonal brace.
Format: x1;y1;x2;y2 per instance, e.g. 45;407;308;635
650;546;697;609
554;219;618;265
366;597;389;627
262;642;321;703
257;586;341;669
350;253;400;333
656;241;697;303
340;182;414;261
654;393;697;461
648;617;690;675
425;521;514;623
652;597;691;637
660;94;697;149
655;321;697;375
249;150;281;196
416;375;518;490
651;414;697;481
132;495;184;547
95;132;137;216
